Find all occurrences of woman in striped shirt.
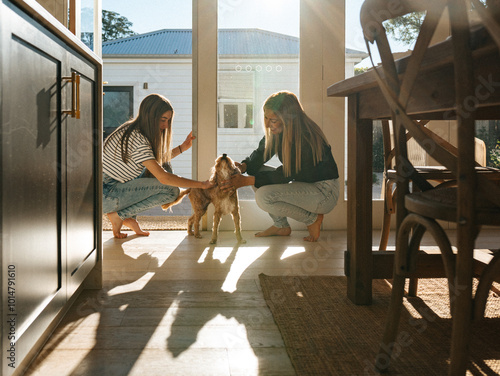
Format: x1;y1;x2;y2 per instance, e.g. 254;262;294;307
103;93;212;238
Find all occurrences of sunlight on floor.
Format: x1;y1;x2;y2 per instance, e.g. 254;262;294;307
198;247;233;264
221;247;268;292
108;272;156;295
280;246;306;260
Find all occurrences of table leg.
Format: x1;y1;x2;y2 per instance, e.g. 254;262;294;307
346;94;373;305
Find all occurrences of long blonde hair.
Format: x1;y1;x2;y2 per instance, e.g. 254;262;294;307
263;91;329;176
104;93;173;165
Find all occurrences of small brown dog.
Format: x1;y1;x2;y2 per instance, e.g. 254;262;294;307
162;154;245;244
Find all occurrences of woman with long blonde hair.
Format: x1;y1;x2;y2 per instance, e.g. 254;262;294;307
103;93;212;238
224;91;339;242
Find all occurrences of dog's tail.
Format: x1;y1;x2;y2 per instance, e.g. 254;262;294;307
161;189;191;211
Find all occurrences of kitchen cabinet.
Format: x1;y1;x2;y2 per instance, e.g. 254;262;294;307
0;1;102;375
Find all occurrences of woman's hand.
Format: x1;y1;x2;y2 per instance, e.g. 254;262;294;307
172;131;196;158
220;174;255;192
181;131;196;151
235;162;247;173
200;180;215;189
219;179;233;193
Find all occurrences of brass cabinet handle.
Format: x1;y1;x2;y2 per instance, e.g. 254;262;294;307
63;72;81;119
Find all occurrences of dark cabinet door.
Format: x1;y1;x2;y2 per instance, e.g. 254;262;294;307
1;3;66;374
3;4;63;331
65;53;98;294
1;2;100;374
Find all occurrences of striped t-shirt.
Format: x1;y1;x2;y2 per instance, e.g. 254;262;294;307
103;128;155;183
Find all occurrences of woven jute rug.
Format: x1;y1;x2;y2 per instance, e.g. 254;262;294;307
259;275;500;376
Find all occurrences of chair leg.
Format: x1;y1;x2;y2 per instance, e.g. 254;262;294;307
403;214;456;314
448;278;473;376
375;273;407;373
378;210;391;251
375;216;419;372
448;233;474;376
376;215;447;373
408;277;418;296
379;180;396;251
474;252;500;320
404;223;426;298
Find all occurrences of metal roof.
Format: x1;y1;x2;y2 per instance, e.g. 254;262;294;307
103;29;193;56
102;28;367;56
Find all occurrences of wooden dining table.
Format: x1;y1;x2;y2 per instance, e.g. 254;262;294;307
327;25;500;305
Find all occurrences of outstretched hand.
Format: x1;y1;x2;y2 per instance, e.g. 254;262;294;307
235;162;247;173
181;131;196;151
200;180;215;189
220;174;255;192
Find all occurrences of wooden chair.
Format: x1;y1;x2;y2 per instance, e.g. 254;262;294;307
379;120;488;251
360;0;500;374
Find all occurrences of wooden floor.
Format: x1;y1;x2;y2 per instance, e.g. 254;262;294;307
23;229;346;376
23;228;499;376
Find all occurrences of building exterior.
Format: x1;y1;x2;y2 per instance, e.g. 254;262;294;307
102;29;368;179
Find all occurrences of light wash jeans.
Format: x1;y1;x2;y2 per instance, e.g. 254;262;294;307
102;173;180;220
254;176;340;228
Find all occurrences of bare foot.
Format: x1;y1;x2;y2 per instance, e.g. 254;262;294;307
255;226;291;237
304;214;323;242
107;212;127;239
123;218;150;236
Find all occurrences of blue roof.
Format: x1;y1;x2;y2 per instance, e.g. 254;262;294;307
103;29;194;56
103;28;367;56
103;29;298;56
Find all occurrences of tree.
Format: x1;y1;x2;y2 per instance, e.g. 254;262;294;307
385;1;489;45
384;12;425;45
354;66;370;76
102;10;137;42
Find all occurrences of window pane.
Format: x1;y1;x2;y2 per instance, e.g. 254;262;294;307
103;88;133;139
217;0;300;200
223;104;238;128
81;0;94;50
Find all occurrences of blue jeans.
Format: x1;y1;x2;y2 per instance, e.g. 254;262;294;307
255;178;340;228
102;174;180;220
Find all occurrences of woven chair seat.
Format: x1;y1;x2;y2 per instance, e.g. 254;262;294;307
406;186;500;225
